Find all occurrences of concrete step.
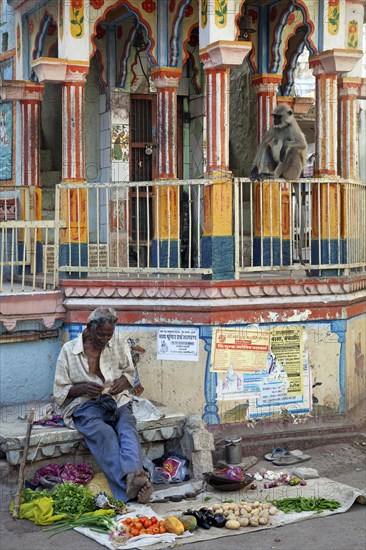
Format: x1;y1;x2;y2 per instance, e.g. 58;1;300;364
40;150;52;171
40;171;60;188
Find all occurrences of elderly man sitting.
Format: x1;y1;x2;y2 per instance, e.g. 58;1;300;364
53;307;153;503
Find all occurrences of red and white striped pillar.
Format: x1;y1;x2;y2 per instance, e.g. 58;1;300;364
205;67;230;171
252;74;282;144
338;78;361;180
149;68;182;266
150;68;181;179
61;66;89;182
310;60;338;176
20;83;44;220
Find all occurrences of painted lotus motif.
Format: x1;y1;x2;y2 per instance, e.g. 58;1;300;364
70;0;84;39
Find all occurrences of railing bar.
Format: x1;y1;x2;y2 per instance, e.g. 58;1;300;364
106;187;110;278
32;227;37;290
116;187;120;269
177;187;181;273
250;180;254;267
126;186;130;270
44;226;48;290
156;185;160;269
86;184;90;273
96;187;100;268
68;188;71;275
317;182;321;269
197;184;201;268
337;182;341;274
54;185;60;289
77;187;81;278
167;187;171;269
327;182;331;266
136;185;140;269
146;184;150;268
0;227;4;292
308;181;312;266
188;185;192;269
21;227;26;290
289;182;293;267
279;182;283;267
10;227;15;292
269;181;273;267
260;181;263;267
233;180;239;278
240;180;244;268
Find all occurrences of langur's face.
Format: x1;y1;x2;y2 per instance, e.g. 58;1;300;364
273;114;282;126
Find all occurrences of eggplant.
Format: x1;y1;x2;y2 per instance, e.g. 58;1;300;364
212;514;226;528
186;510;211;529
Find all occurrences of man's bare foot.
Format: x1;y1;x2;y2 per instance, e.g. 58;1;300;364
125;470;149;500
137;480;154;504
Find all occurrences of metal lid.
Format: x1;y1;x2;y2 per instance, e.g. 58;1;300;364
224;437;242;445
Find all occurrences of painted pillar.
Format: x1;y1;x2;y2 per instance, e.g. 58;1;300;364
59;64;89;272
200;42;251;279
309;50;362;274
150;68;181;268
338;78;362;180
20;83;44;270
251;74;281;144
251;74;290;266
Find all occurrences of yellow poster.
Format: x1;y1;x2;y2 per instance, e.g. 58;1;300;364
211;327;270;373
269;326;303;395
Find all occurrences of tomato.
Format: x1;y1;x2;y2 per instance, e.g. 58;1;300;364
159;526;167;534
152;526;159;534
146;527;154;535
130;528;140;537
124;518;132;525
150;516;158;524
135;522;143;530
143;519;152;528
140;516;149;523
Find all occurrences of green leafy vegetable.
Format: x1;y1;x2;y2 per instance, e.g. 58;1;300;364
22;483;97;515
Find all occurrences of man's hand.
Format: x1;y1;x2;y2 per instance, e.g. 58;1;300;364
109;375;131;396
68;382;103;398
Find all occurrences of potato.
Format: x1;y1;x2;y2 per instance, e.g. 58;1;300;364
212;503;221;511
269;507;277;515
225;520;241;530
259;517;268;525
249;518;259;527
238;517;249;527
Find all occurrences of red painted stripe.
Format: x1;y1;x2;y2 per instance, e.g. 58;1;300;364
220;70;225;168
67;84;71;180
75;84;81;180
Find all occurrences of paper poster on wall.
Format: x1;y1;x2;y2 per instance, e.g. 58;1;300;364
157;327;199;361
248;326;311;418
211;327;270;373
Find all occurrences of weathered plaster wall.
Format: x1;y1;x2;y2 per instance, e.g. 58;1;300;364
0;336;62;404
85;55;102;182
345;314;366;411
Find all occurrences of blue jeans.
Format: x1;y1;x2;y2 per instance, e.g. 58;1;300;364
73;399;142;501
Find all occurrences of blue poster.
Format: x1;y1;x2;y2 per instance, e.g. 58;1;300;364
0;102;13;181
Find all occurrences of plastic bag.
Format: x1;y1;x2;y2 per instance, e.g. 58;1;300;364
152;451;190;483
142;458;171;484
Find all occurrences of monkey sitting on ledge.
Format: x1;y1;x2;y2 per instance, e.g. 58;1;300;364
251;104;307;181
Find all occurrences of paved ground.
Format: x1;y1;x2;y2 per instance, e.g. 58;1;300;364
1;437;365;550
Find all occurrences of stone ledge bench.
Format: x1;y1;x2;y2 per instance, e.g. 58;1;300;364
0;402;214;480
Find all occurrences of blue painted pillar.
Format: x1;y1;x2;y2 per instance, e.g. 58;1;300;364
331;320;347;414
200;326;220;425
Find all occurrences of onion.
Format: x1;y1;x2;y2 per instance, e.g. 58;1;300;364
263;482;271;489
226;467;244;481
259;468;267;477
300;480;307;486
250;483;257;490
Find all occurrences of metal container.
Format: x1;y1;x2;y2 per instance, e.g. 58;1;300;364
224;436;242;464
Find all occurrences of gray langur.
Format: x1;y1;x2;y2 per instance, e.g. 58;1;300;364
251;104;307;181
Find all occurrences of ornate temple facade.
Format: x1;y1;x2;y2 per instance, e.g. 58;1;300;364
0;1;365;431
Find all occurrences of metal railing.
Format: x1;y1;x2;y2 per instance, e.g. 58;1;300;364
234;178;366;276
55;179;211;278
0;185;61;293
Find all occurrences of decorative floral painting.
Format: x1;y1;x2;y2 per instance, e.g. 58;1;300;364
0;102;13;182
328;0;340;35
70;0;84;39
214;0;227;28
112;125;129;162
348;20;358;49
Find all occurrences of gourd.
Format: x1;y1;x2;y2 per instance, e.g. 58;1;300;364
177;515;197;532
164;516;185;535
